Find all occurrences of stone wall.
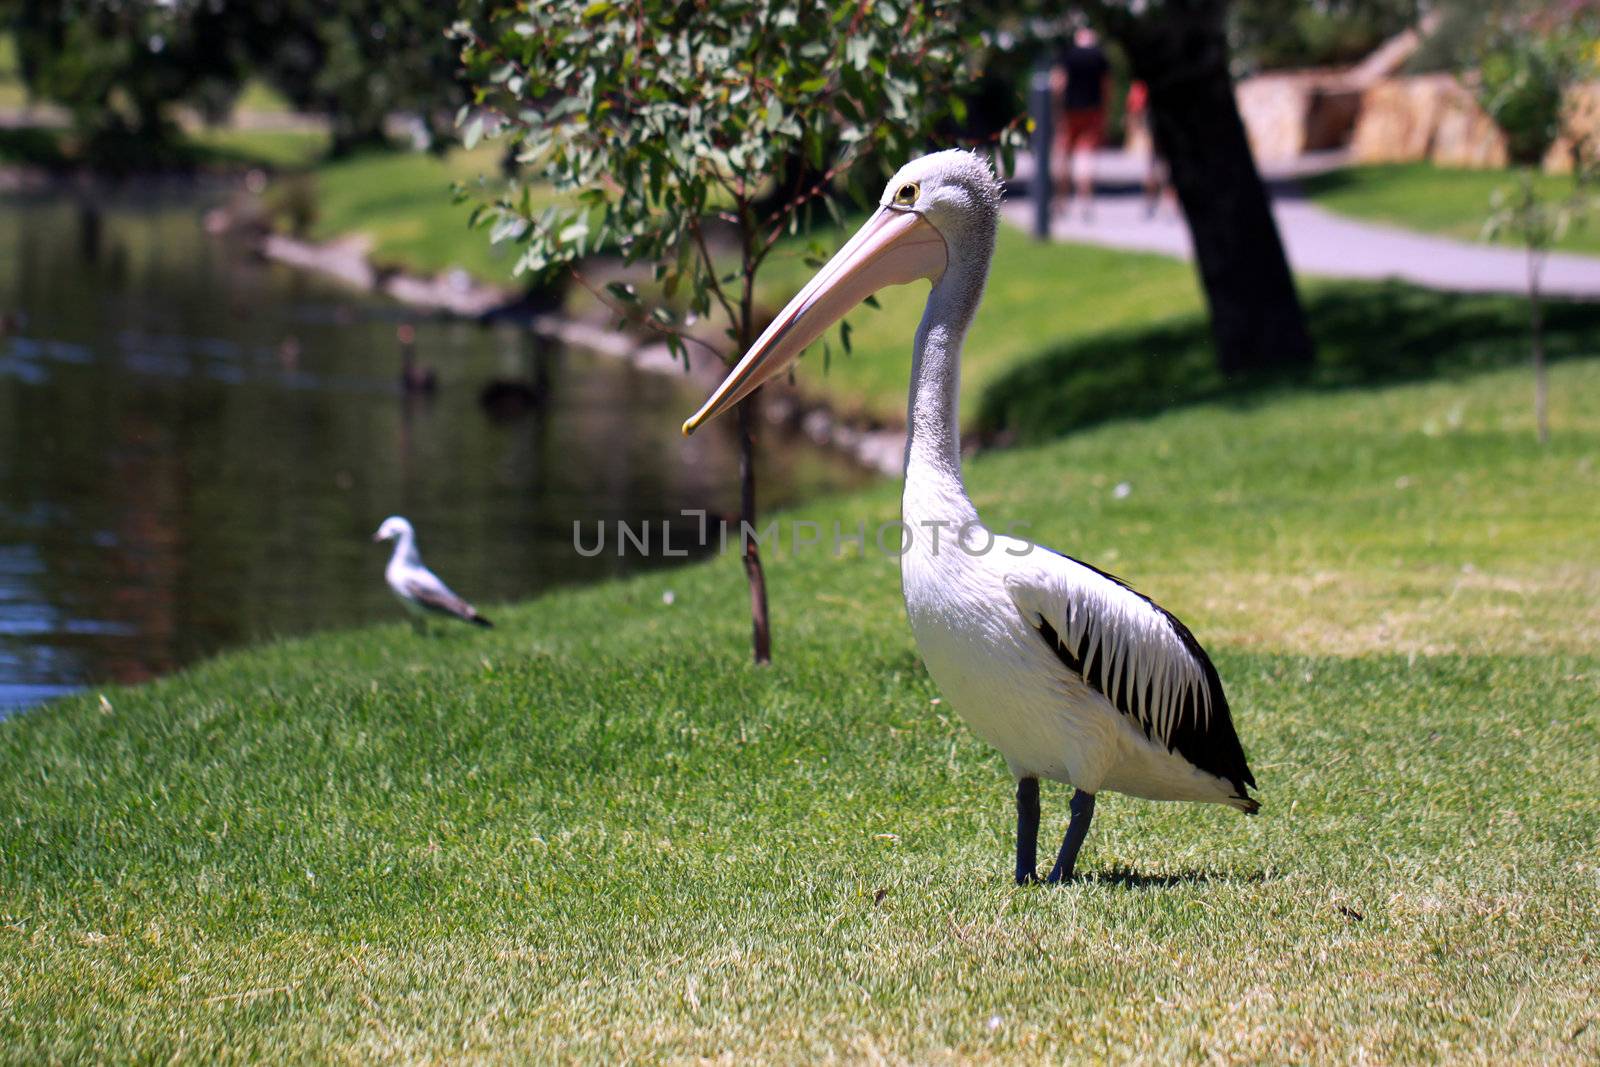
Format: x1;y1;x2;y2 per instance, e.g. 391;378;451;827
1351;74;1508;168
1237;71;1364;162
1234;18;1425;164
1546;82;1600;173
1350;75;1600;172
1231;15;1600;173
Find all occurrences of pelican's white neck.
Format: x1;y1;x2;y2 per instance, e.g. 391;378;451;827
902;246;989;529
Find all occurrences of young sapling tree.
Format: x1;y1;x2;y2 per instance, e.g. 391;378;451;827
1476;25;1598;444
455;0;1016;662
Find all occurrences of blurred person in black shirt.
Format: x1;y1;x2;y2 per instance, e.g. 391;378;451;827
1051;26;1110;221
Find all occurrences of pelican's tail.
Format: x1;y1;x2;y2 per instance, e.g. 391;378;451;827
1228;793;1261;815
469;612;493;629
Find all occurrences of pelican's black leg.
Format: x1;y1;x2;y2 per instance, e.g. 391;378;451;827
1046;789;1096;883
1015;776;1040;885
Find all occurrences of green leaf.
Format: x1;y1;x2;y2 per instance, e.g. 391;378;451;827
846;36;871;71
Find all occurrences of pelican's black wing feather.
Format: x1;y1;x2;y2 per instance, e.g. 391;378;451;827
1006;551;1256;800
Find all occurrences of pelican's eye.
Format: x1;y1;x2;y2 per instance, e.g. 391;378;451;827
892;181;920;207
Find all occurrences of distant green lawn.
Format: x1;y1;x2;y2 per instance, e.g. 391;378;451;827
770;228;1206;424
298;145;536;282
3;351;1597;1060
975;278;1600;444
1302;162;1600;256
232;80;295;116
0;32;25;110
257;150;1600;447
0;124;327;171
190;127;328;169
771;221;1600;435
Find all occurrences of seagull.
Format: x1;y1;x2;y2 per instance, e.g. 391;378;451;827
372;516;492;630
682;150;1257;884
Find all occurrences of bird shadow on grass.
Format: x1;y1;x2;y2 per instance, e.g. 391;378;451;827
1078;865;1268;890
975;280;1600;446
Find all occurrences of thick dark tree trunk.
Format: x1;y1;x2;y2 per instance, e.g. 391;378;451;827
1091;0;1314;377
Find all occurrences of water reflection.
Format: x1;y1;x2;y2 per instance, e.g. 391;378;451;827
0;185;870;713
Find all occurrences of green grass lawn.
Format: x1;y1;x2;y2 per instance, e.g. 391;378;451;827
1302;162;1600;256
189;127;328;170
255;146;1600;435
0;27;326;169
773;225;1600;435
250;144;1206;409
3;351;1597;1060
0;125;327;171
977;278;1600;444
232;80;296;116
769;227;1205;424
262;147;1600;437
0;32;27;110
295;145;536;283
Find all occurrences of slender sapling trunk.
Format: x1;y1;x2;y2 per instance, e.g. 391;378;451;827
1528;247;1549;445
736;395;772;663
735;257;772;664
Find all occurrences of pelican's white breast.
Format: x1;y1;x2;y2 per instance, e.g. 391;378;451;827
899;521;1123;790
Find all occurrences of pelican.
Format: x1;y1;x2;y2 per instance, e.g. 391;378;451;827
682;151;1257;883
372;516;493;630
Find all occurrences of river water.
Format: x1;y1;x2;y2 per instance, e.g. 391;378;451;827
0;185;869;713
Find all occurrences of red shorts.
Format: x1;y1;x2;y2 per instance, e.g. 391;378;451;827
1060;108;1105;150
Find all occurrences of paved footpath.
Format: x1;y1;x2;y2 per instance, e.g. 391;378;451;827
1001;150;1600;300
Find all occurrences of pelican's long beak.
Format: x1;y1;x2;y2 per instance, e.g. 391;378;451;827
682;207;947;435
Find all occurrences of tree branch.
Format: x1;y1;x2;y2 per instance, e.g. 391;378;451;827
570;266;726;363
686;211;743;352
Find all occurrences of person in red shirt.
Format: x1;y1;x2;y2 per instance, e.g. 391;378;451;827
1125;79;1172;218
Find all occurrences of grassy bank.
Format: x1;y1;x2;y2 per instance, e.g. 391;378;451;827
259;145;1210;422
773;227;1205;424
1302;162;1600;256
286;144;533;282
0;33;26;110
3;353;1597;1060
0;125;326;172
977;278;1600;443
256;149;1600;434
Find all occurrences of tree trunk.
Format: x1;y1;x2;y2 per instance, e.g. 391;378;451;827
736;394;773;664
1528;248;1549;445
733;256;773;665
1090;0;1314;377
